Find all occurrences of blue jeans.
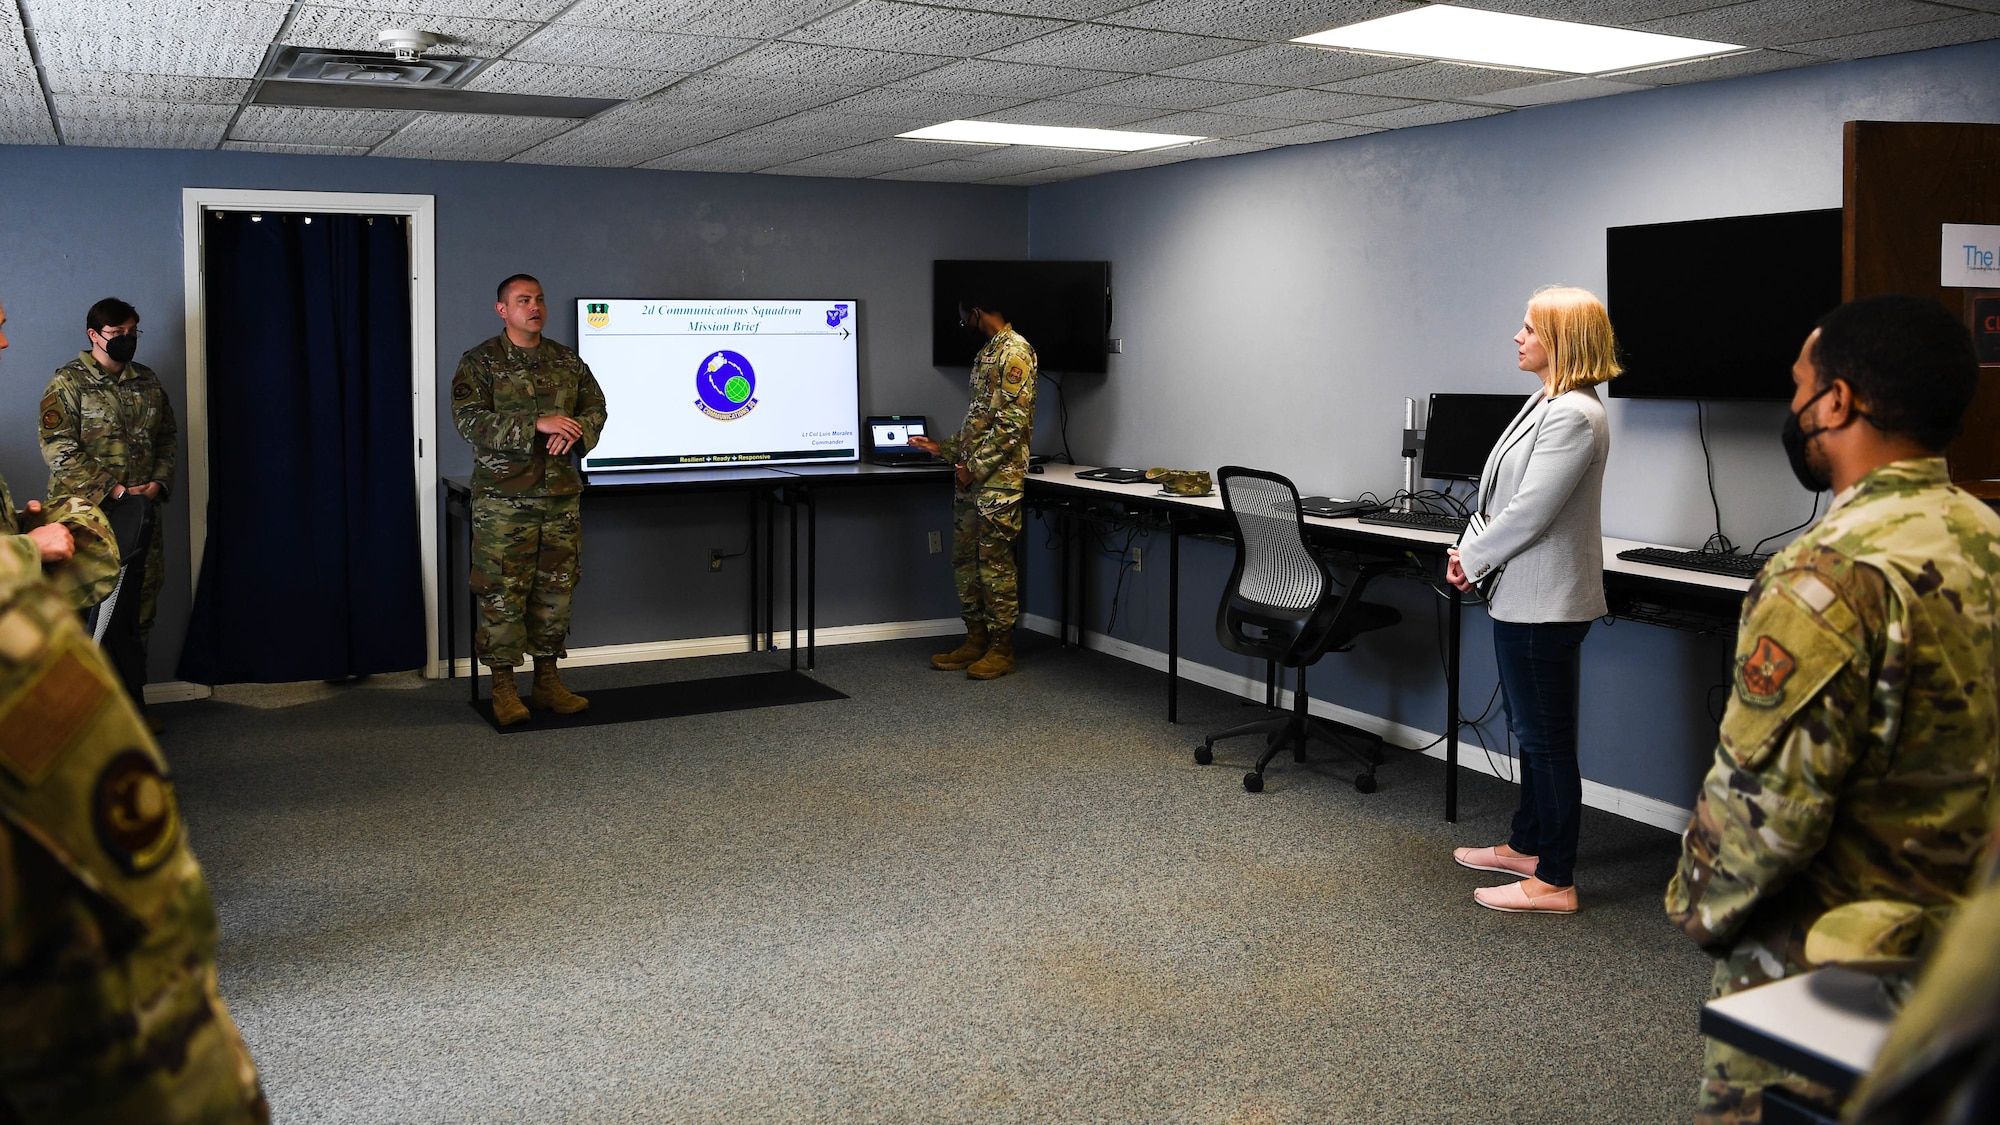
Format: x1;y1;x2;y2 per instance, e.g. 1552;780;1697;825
1493;619;1591;888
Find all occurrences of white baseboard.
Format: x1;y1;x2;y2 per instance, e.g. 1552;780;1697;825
441;617;965;678
144;681;213;704
1019;613;1694;835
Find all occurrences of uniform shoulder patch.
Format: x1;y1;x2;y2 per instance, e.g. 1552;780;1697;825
38;390;64;433
1721;570;1861;769
0;646;111;785
94;749;182;875
1735;635;1796;707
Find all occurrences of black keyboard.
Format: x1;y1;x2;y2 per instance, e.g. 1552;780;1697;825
1616;547;1770;579
1075;467;1150;483
1356;510;1468;534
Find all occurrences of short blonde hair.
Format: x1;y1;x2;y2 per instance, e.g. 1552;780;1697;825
1527;286;1622;396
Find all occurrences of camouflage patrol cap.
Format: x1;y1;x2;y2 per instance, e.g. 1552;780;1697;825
1146;468;1213;497
43;495;120;609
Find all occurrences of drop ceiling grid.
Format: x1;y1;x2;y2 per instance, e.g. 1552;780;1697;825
1;0;1995;185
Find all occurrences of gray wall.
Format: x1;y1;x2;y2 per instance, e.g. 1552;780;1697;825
1022;39;2000;811
0;146;1031;681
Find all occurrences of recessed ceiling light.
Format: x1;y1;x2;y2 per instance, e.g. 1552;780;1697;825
898;120;1205;152
1293;3;1744;76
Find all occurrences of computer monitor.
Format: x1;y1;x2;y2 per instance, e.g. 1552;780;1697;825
1422;393;1525;482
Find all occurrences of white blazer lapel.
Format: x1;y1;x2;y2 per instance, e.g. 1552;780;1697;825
1477;392;1546;513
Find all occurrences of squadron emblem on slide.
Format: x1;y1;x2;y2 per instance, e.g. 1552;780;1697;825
695;350;758;420
586;302;610;330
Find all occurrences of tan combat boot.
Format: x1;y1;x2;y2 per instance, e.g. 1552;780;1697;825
489;664;530;727
530;656;590;714
965;629;1015;680
931;622;989;670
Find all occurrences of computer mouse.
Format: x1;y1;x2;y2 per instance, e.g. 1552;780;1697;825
1029;464;1045;474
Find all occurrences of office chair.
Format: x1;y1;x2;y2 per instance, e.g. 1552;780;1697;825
1197;467;1403;793
90;494;157;707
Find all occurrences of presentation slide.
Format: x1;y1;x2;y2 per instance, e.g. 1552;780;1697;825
577;299;859;469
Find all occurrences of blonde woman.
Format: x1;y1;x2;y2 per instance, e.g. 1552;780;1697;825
1446;286;1620;915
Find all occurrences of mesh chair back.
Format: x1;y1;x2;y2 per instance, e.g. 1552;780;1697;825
1221;470;1323;611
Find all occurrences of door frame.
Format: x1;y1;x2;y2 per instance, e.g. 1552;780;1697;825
180;188;443;678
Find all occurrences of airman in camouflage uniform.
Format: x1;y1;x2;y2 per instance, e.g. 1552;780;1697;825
3;472;121;613
921;303;1036;680
1666;297;2000;1125
452;275;607;726
38;298;177;641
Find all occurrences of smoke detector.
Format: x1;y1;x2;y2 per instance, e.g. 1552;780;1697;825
378;29;441;62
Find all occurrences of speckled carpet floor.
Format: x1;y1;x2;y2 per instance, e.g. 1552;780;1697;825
161;636;1712;1124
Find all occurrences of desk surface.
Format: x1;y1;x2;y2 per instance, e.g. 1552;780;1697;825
445;462;956;496
1700;967;1895;1092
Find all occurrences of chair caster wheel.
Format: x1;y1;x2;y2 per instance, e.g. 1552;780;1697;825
1243;772;1264;793
1194;744;1213;765
1355;773;1378;794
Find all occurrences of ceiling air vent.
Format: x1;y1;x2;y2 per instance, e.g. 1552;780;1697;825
256;43;621;119
264;45;479;88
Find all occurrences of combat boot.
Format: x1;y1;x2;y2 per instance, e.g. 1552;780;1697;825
530;656;590;714
489;664;530;727
965;629;1016;680
932;622;989;670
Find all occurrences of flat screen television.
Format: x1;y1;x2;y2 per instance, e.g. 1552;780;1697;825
1607;209;1842;401
1423;393;1527;482
576;298;859;470
932;260;1111;373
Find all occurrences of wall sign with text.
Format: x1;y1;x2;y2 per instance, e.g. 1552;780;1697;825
1942;223;2000;288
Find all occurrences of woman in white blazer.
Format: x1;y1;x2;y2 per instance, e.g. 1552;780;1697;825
1446;287;1619;915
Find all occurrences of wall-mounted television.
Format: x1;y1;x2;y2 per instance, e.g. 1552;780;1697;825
576;298;859;470
932;260;1111;373
1607;209;1843;401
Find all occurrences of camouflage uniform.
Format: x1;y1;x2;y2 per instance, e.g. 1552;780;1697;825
1664;458;2000;1124
451;335;607;667
938;327;1037;630
39;352;178;635
2;470;121;612
0;526;267;1122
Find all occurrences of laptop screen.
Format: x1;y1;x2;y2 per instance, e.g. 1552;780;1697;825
868;417;926;454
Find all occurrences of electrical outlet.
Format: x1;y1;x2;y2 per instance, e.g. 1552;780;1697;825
1107;338;1124;353
1131;546;1142;572
709;549;724;572
928;531;942;554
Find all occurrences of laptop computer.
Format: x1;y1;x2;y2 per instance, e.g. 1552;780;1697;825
865;416;944;465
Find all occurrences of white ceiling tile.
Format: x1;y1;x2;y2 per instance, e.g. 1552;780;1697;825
786;2;1069;58
758;136;958;176
223;139;373;155
974;99;1161;127
1318;61;1559;99
981;24;1255;73
312;0;575;19
871;158;1009;181
1217;87;1417;121
0;92;58;145
1063;74;1271;110
232;105;415;146
505;120;687;165
1048;135;1273;175
29;31;270;78
814;86;1030;120
630;74;861;116
958;142;1118;169
1125;108;1305;136
1602;47;1825;84
1340;100;1510;128
464;59;679;99
42;72;252;102
507;25;753;71
370;112;577;161
705;41;952;86
23;0;289;37
952;1;1130;17
1159;42;1417;86
1780;13;2000;59
1470;76;1656;106
888;58;1107;98
1233;120;1379;145
1634;0;1962;48
560;0;850;40
284;7;539;56
1097;0;1413;43
638;130;846;172
754;104;940;139
1450;1;1730;22
52;95;236;148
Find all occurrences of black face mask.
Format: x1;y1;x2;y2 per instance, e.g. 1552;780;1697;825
1780;385;1833;492
100;333;138;365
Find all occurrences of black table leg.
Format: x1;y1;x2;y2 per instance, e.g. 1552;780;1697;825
764;492;776;653
747;491;760;651
807;486;817;670
444;493;455;682
1059;512;1072;647
466;505;478;705
1446;584;1462;823
788;486;799;673
1168;520;1180;724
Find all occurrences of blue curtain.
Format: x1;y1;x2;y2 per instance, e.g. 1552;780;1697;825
179;211;424;683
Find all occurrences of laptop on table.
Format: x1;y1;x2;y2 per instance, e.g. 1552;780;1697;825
865;416;944;466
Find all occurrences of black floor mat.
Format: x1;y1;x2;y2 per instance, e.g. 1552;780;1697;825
474;670;847;733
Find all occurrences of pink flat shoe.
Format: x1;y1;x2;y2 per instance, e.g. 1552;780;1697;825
1474;880;1578;914
1453;845;1539;877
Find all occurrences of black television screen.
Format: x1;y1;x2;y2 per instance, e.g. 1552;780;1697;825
1423;393;1526;482
1607;209;1842;401
932;260;1111;373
